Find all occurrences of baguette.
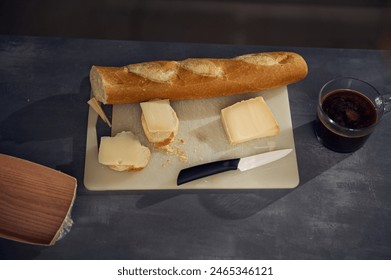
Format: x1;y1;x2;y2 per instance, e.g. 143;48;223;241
90;52;308;104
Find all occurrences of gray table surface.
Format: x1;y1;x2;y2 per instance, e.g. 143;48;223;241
0;36;390;260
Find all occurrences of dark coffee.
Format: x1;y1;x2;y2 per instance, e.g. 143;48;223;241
322;89;377;129
315;89;377;153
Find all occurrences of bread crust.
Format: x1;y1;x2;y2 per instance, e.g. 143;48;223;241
108;165;147;172
141;113;177;147
90;52;308;104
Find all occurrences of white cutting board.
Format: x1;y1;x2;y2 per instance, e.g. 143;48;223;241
84;86;299;190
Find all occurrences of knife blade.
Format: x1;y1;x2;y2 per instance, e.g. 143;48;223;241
177;148;292;185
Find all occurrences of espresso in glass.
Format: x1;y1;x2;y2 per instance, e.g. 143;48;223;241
315;77;390;153
315;89;377;152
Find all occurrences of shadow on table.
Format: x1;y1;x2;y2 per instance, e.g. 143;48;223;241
0;77;91;186
136;121;352;219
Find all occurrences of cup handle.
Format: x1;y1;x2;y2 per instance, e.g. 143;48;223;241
384;93;391;114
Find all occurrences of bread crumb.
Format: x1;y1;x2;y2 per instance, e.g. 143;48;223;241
158;142;187;163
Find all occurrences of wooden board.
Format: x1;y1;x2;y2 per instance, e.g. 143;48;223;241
84;86;299;190
0;154;77;245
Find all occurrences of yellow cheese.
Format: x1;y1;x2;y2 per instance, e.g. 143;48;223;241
221;96;280;144
140;99;178;132
98;131;150;171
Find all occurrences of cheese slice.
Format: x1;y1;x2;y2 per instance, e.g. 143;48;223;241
221;96;280;144
140;99;178;132
98;131;150;171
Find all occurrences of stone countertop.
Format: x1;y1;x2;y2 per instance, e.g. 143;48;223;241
0;36;390;259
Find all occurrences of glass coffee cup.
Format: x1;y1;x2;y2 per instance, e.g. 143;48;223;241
315;77;391;153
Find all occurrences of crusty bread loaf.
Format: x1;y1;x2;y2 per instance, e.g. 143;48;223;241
90;52;308;104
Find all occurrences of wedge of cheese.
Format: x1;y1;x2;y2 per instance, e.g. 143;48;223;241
98;131;151;171
87;97;112;127
140;99;179;147
221;96;280;144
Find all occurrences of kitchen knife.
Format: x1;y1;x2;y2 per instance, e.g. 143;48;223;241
177;148;292;185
